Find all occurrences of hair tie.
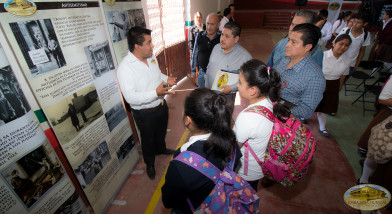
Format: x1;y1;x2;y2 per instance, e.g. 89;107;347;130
267;66;270;77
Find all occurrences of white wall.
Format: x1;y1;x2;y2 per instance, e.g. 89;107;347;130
140;0;234;29
186;0;233;24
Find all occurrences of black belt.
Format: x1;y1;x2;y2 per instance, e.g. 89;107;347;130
136;100;165;112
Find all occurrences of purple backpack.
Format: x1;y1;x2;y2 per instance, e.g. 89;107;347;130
174;151;260;213
244;106;317;187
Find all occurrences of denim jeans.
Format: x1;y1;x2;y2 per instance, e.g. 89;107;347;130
198;67;206;88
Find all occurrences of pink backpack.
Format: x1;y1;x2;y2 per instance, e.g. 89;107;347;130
244;105;317;187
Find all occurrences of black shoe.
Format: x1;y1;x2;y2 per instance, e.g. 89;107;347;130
358;148;367;158
146;165;155;180
319;129;330;137
161;149;175;155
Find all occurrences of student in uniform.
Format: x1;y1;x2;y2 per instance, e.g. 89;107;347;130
161;88;242;213
316;34;352;137
234;59;290;190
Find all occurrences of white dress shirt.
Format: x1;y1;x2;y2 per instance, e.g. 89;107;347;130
219;16;229;31
320;21;333;45
116;51;168;110
337;27;371;67
322;49;350;80
332;19;347;34
233;98;273;181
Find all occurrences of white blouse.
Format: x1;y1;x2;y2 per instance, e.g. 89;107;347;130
233;98;273;181
322;49;350;80
379;77;392;110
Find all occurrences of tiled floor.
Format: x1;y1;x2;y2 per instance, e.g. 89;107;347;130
105;29;392;214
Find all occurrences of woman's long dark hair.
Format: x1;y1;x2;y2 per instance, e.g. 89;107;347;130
337;11;352;21
240;59;291;122
184;88;236;164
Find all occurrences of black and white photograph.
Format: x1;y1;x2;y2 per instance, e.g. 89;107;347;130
1;141;64;209
84;41;115;79
45;84;103;144
116;135;135;164
0;65;31;126
9;19;66;77
73;141;111;188
106;10;131;43
128;9;146;28
54;190;83;214
104;101;127;132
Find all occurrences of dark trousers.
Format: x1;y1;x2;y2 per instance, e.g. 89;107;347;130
247;179;259;192
131;101;168;166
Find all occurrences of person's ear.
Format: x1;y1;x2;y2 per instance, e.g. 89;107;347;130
304;43;313;52
184;116;192;127
249;86;258;97
234;36;239;44
134;43;142;51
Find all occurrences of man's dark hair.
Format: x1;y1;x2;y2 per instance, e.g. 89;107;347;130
319;9;328;19
292;23;321;51
352;14;368;23
127;26;151;52
313;15;325;27
223;21;241;37
334;34;352;44
228;4;235;8
295;10;316;24
224;8;231;17
384;10;392;18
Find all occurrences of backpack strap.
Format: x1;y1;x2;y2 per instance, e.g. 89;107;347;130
174;150;237;212
345;27;351;36
364;30;368;42
244;105;277;123
337;19;343;29
243;141;263;175
345;28;368;42
174;151;221;212
242;105;276;175
174;151;221;182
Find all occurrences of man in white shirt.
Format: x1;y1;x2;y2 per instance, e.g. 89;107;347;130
116;27;176;180
219;8;231;31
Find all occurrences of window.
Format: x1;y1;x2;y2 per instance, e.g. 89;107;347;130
146;0;164;55
146;0;185;54
161;0;185;47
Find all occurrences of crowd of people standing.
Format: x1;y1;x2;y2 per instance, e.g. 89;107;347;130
115;5;392;213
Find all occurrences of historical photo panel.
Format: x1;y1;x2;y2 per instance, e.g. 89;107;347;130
73;141;111;188
128;9;146;28
9;19;66;77
104;101;127;132
44;84;103;144
0;65;31;126
84;41;115;79
1;141;65;209
106;10;131;43
116;136;135;164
